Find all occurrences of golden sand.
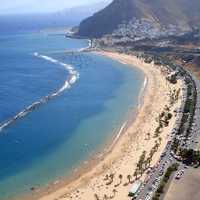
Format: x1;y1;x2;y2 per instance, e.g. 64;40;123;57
27;52;183;200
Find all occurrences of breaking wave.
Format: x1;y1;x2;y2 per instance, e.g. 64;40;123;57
0;53;79;133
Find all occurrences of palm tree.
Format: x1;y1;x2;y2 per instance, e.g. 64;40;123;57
113;189;117;196
155;140;159;150
103;194;108;200
165;105;170;111
104;174;109;181
106;173;114;185
114;174;123;187
147;149;154;167
158;137;162;145
144;158;150;169
133;170;138;180
127;175;132;184
150;148;155;159
109;173;115;181
147;132;151;140
119;174;123;184
113;189;117;197
94;194;100;200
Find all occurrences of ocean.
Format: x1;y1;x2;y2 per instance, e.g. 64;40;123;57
0;31;144;199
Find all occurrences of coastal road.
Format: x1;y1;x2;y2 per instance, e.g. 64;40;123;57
135;143;176;200
136;65;200;200
189;76;200;150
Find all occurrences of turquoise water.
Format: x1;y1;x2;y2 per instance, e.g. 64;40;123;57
0;32;144;199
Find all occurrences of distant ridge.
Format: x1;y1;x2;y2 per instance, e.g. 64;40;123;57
0;0;111;33
56;0;112;25
77;0;200;38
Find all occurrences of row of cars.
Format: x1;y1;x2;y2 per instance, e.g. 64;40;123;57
136;65;195;200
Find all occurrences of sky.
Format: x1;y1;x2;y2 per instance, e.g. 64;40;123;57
0;0;107;15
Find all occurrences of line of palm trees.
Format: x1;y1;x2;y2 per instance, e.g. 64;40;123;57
154;107;173;138
169;89;180;106
134;138;162;179
99;134;163;199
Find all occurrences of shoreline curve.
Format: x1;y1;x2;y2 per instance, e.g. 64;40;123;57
16;51;183;200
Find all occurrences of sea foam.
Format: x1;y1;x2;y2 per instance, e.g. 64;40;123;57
0;53;79;133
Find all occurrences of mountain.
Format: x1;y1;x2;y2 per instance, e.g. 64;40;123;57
78;0;200;38
57;0;112;25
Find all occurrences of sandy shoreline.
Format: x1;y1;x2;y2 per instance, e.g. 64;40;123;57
19;51;183;200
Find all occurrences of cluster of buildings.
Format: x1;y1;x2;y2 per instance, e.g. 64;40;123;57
112;18;183;41
97;18;189;48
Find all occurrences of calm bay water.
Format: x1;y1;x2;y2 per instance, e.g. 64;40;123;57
0;31;144;199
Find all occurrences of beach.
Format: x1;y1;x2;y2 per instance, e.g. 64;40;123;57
27;51;183;200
